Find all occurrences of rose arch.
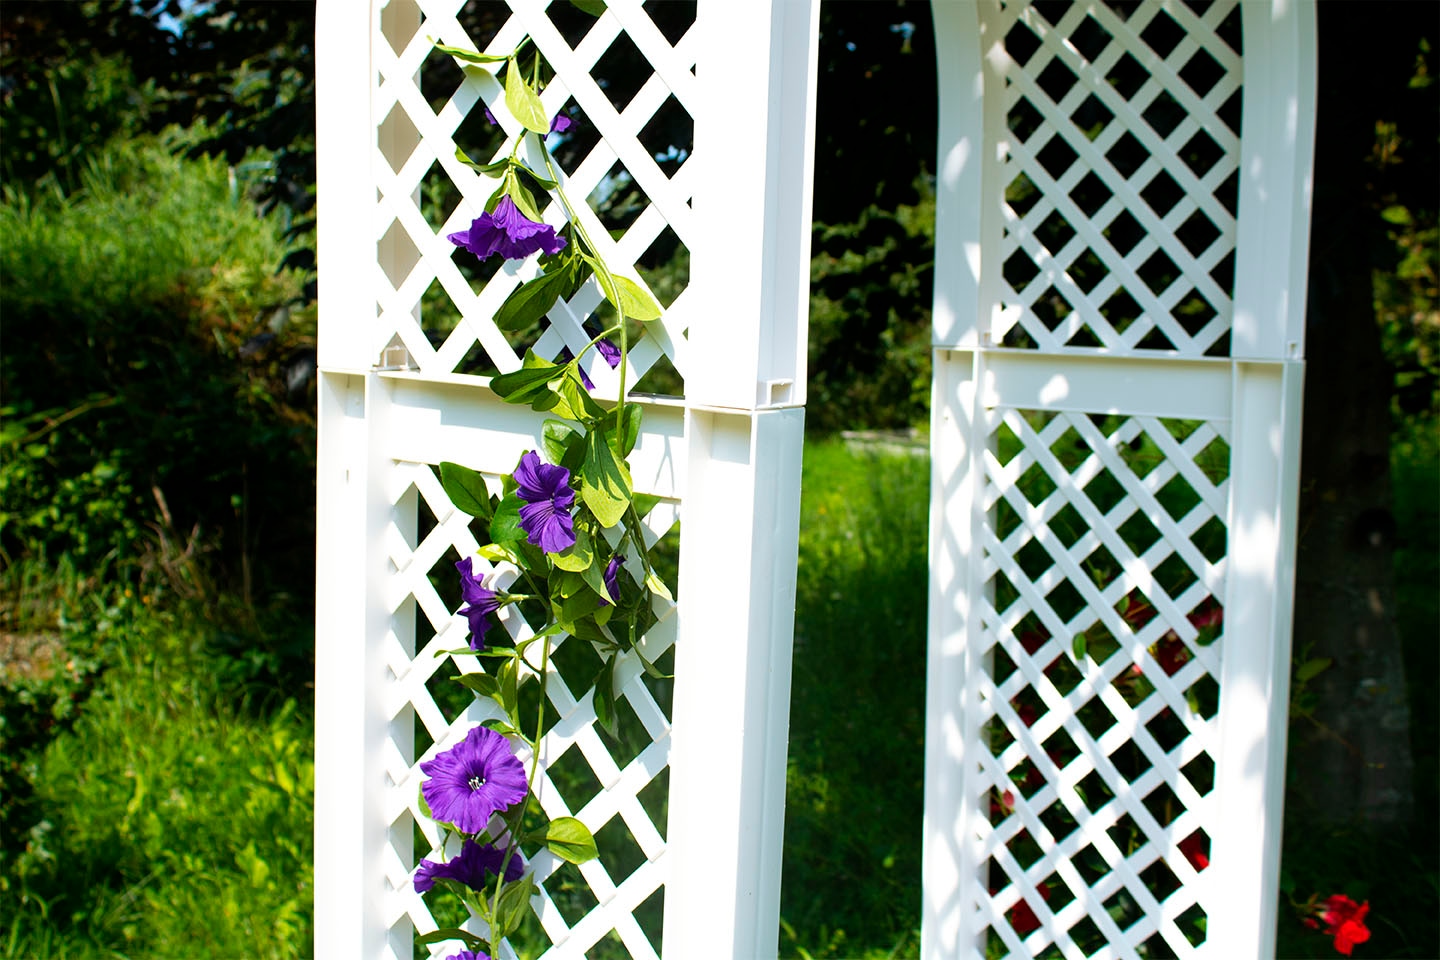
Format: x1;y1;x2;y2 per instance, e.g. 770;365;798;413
312;2;1315;958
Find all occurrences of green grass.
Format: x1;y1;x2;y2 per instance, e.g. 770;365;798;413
2;596;312;960
781;439;929;958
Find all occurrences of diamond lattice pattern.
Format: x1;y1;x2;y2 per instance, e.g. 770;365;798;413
984;0;1242;354
975;407;1229;958
376;0;695;394
380;458;679;958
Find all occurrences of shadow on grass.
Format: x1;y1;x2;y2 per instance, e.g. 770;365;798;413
781;439;929;958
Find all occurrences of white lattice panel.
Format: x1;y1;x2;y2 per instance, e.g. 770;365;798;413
981;0;1242;355
373;0;696;393
974;407;1227;958
380;450;680;959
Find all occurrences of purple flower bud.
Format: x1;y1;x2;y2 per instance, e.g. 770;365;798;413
455;556;501;651
602;555;624;606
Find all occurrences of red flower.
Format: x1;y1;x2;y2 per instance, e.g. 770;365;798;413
1178;831;1209;871
1009;881;1051;935
1319;895;1371;956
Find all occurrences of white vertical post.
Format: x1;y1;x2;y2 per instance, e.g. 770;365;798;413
315;0;376;375
1212;4;1316;954
665;407;806;958
923;349;983;960
665;0;819;955
1232;1;1318;362
1211;361;1305;958
924;5;987;957
686;0;820;411
314;0;380;956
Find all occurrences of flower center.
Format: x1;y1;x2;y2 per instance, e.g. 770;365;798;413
468;774;486;791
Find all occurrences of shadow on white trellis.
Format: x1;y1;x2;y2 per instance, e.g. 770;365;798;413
313;1;819;957
924;2;1315;958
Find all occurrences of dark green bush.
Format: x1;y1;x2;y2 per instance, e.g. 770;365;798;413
0;133;314;597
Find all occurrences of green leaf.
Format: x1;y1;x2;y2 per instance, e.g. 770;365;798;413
455;145;510;177
578;549;610;599
632;493;662;520
492;873;538;940
636;647;673;680
454;672;501;698
569;0;607;15
610;275;663;321
481;717;521;737
581;428;632;528
592;656;618;736
495;268;570;332
1380;204;1413;226
490;494;525;544
543;817;599;864
439;462;493;521
559;369;606;420
477;543;511;561
612;402;643;456
541;419;584;468
561;585;605;624
505;63;550;134
645;570;673;603
552;569;586;600
551;525;594;572
433;42;512;65
416;928;488;948
497;658;520;723
1296;657;1332;684
491;359;565;403
1071;634;1087;662
514;162;559;191
505;176;546;223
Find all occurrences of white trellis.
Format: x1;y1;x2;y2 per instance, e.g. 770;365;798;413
314;1;1316;958
924;2;1315;958
313;1;818;957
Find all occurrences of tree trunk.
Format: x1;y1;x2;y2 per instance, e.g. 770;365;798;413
1287;3;1416;826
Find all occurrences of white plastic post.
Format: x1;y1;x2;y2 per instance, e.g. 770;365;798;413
685;0;821;411
1210;3;1316;955
663;1;819;955
313;0;381;956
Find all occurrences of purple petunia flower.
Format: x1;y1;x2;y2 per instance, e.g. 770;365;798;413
602;555;624;605
443;952;491;960
455;557;502;651
413;838;525;894
513;451;576;553
420;726;529;835
448;196;567;263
